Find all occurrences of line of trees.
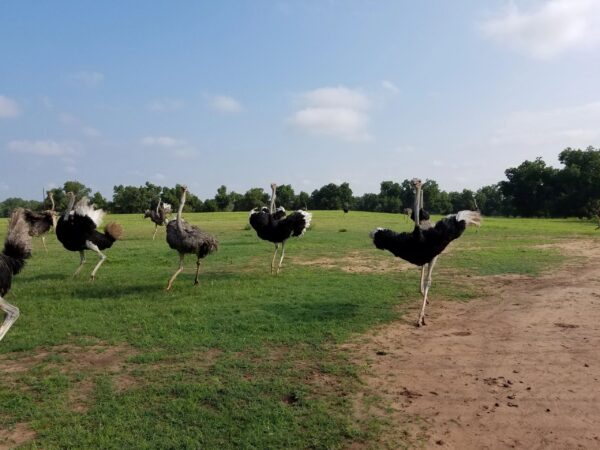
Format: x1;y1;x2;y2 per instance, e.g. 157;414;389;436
2;146;599;218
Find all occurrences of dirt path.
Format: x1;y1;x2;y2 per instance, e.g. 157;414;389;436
347;240;600;449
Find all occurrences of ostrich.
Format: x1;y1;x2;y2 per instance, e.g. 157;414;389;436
249;183;312;275
0;208;33;341
144;198;172;240
166;186;218;290
402;207;412;222
23;192;58;252
55;192;123;280
371;178;480;326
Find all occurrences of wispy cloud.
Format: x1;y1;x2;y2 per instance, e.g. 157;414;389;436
58;113;101;138
381;80;400;94
480;0;600;59
490;101;600;149
147;98;184;112
210;95;243;114
0;95;22;118
70;70;105;87
141;135;197;158
288;86;371;142
141;136;186;147
7;139;80;157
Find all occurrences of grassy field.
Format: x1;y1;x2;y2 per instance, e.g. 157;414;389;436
0;211;597;449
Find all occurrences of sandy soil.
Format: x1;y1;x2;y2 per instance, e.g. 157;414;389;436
347;239;600;449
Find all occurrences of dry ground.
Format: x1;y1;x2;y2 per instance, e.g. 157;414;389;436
347;240;600;449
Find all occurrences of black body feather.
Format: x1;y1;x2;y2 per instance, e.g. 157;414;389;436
56;214;118;252
144;206;167;226
372;214;471;266
24;210;54;237
0;209;33;297
249;207;311;244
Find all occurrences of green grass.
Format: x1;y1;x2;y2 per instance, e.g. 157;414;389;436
0;211;597;449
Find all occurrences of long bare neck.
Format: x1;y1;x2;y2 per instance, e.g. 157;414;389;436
177;191;186;223
49;192;55;211
270;186;276;213
413;186;421;228
64;196;75;219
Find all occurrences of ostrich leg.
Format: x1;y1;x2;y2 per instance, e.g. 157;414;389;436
194;258;201;285
88;242;107;281
420;265;426;294
271;244;279;274
73;250;86;277
0;296;20;342
42;236;48;253
417;256;438;327
167;253;185;291
153;224;158;240
276;241;286;275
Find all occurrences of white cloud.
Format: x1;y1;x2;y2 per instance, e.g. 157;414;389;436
0;95;22;118
70;71;105;87
480;0;600;59
141;136;197;158
381;80;400;94
211;95;243;114
490;101;600;148
82;126;101;138
147;98;184;112
58;113;102;138
7;140;80;157
141;136;186;147
288;86;371;142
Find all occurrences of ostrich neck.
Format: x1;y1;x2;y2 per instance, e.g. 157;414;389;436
64;197;75;220
270;188;276;213
177;191;186;230
414;186;421;227
49;193;55;211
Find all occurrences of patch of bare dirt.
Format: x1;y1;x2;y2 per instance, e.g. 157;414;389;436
0;342;141;419
0;423;36;450
296;251;414;273
346;239;600;449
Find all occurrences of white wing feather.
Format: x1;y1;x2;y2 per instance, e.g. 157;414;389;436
74;197;105;227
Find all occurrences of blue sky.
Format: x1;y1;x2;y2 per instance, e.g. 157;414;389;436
1;0;600;201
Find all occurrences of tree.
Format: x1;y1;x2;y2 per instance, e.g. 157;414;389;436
237;188;269;211
214;185;232;211
378;181;403;213
0;198;42;218
275;185;295;209
500;158;558;217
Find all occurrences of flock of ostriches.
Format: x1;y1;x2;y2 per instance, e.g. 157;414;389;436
0;179;480;342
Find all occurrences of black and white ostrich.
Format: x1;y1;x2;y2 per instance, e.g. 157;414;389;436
371;178;480;326
166;185;218;290
23;192;58;252
249;183;312;275
0;208;33;341
144;198;172;240
55;192;123;280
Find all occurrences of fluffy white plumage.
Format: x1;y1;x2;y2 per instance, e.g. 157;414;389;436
163;203;173;214
451;210;482;227
297;210;312;235
74;197;105;227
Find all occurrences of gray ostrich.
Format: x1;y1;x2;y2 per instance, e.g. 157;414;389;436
144;198;172;240
166;186;218;290
24;192;58;252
